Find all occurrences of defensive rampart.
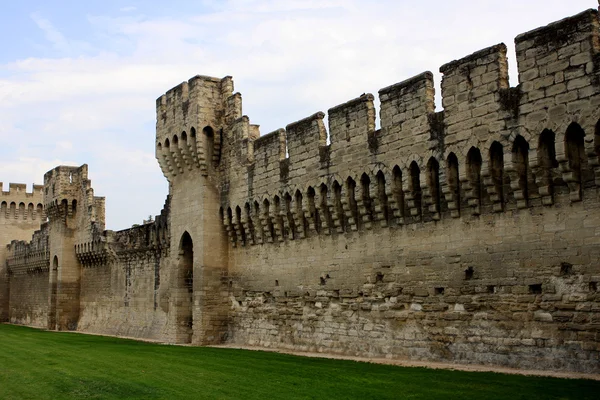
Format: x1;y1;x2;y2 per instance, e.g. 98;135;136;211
1;7;600;374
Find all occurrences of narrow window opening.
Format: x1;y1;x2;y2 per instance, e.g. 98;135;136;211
512;136;530;202
465;266;474;280
565;122;586;196
529;284;542;294
489;141;504;207
560;262;573;276
467;147;482;209
434;287;445;295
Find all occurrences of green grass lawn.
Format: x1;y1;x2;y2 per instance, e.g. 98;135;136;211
0;324;598;400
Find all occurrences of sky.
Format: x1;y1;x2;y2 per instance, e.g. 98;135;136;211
0;0;596;230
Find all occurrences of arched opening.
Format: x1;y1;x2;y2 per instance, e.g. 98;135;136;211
446;153;460;215
307;187;319;233
295;190;307;237
346;177;358;228
244;202;254;244
203;126;219;167
177;232;194;343
360;173;373;223
48;256;59;330
538;129;558;199
376;171;388;224
467;147;482;211
565;122;586;198
409;161;422;217
489;141;504;208
512;135;530;203
426;158;440;216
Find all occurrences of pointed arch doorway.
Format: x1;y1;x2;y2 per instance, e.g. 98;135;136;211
177;232;194;343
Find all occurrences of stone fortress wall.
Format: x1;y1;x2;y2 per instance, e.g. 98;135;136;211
1;7;600;373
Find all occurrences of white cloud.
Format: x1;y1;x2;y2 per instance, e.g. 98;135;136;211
1;0;595;229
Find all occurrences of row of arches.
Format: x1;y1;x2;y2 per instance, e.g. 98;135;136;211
221;121;598;246
157;125;221;178
0;201;44;220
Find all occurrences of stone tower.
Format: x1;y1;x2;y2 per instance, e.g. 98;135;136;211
44;165;104;330
155;75;234;344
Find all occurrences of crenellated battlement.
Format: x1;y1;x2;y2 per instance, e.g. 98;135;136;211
6;225;50;276
155;75;235;181
3;5;600;374
212;7;600;247
43;165;105;232
0;182;44;221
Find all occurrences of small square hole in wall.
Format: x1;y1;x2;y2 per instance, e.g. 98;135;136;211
465;267;474;280
434;287;445;295
560;262;573;276
487;285;496;294
376;272;384;283
529;284;542;294
590;282;598;292
275;280;279;286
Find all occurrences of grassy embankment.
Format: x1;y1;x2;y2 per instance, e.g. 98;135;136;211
0;324;598;399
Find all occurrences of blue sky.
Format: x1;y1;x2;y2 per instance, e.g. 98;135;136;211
0;0;595;230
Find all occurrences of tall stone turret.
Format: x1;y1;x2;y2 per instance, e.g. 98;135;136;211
44;164;104;330
155;76;234;344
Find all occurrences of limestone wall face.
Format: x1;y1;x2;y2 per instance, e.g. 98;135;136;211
7;271;49;328
3;6;600;376
0;183;44;321
214;9;600;373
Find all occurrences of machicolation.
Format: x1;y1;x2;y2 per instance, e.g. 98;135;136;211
1;7;600;374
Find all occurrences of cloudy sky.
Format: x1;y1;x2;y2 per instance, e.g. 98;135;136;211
0;0;595;230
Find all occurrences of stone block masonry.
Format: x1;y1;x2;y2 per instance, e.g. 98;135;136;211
2;7;600;374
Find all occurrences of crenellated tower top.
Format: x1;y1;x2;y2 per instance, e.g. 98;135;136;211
155;75;236;182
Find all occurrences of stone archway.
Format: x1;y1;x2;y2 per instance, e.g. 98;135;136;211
176;232;194;343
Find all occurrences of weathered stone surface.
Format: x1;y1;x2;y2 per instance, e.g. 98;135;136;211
2;7;600;374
